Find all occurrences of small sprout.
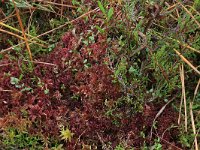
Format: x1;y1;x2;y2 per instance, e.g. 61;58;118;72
95;25;105;33
83;59;87;64
10;77;24;88
48;44;56;52
60;127;74;142
52;144;64;150
129;66;136;74
13;46;22;52
98;1;106;15
0;54;3;60
83;40;89;45
82;143;92;150
72;0;80;5
89;35;95;43
44;88;49;94
10;77;19;85
21;87;33;92
61;84;66;91
8;129;15;140
15;83;24;88
107;7;114;21
37;79;44;88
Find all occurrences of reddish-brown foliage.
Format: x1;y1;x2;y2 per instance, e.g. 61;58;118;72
0;17;181;149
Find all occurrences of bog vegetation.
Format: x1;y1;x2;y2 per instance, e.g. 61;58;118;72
0;0;200;149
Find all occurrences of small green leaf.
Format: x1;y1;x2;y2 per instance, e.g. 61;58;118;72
21;87;33;92
192;104;200;110
0;54;3;60
107;7;114;21
89;35;95;42
83;40;89;45
44;89;49;94
133;30;139;42
98;1;106;15
95;25;105;33
83;59;87;64
72;0;80;5
194;0;200;9
129;66;136;74
48;44;56;52
10;77;19;85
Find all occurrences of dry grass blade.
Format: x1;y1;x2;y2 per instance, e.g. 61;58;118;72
191;79;200;150
178;70;184;125
179;2;200;28
165;2;178;11
0;8;6;18
0;42;27;54
0;87;12;92
0;7;99;54
194;128;200;149
0;22;46;44
171;38;200;54
36;1;78;8
0;10;29;22
23;60;57;67
12;0;33;61
37;7;99;38
0;28;46;48
61;0;64;18
174;49;200;75
186;5;200;16
164;2;179;21
0;63;12;67
153;31;200;54
190;101;198;150
153;133;183;150
0;8;99;54
194;79;200;98
150;97;175;138
180;64;187;132
0;28;25;41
